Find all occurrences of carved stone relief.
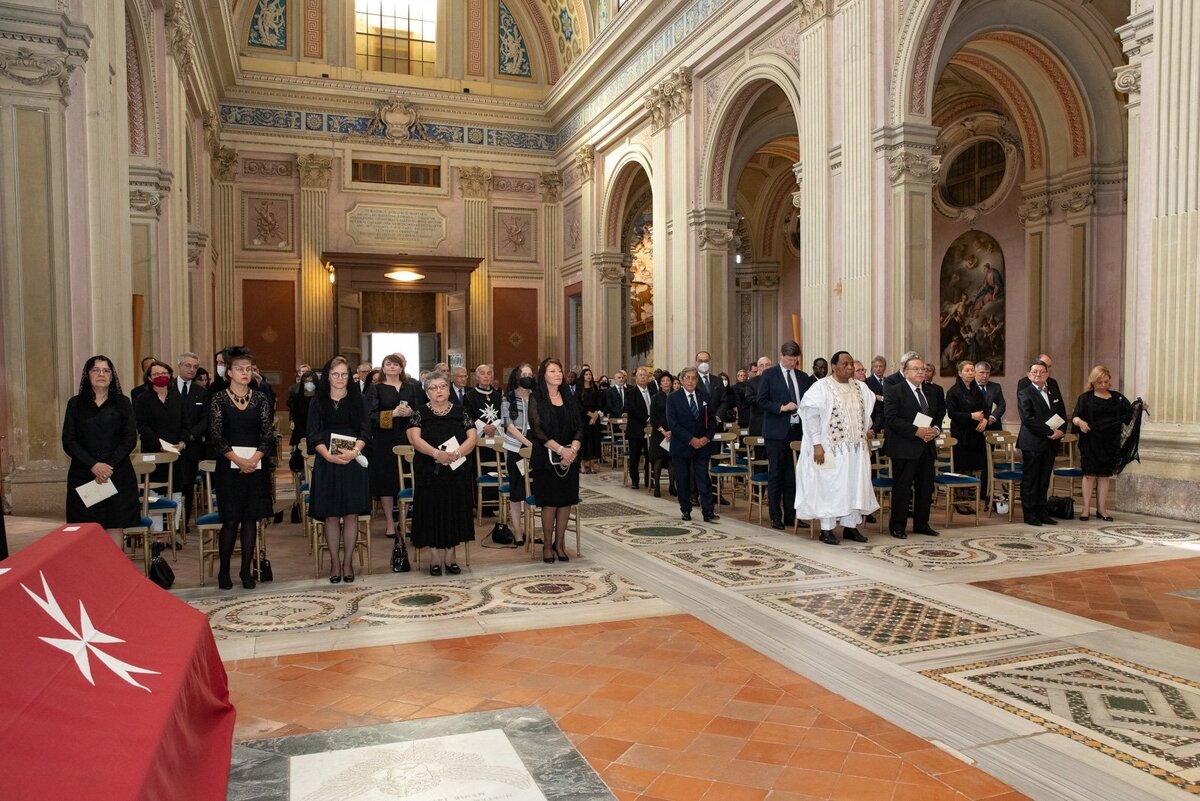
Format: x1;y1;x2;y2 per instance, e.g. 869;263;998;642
644;67;692;133
296;154;332;188
539;171;562;204
575;144;595;184
459;166;492;199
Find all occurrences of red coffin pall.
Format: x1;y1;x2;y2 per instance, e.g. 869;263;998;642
0;524;235;801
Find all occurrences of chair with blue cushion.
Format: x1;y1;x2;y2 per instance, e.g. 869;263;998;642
474;434;504;526
986;430;1023;521
523;448;582;561
392;444;416;554
932;435;981;525
140;450;182;558
742;436;770;524
869;437;894;534
708;431;747;508
1052;432;1083;500
121;458;159;575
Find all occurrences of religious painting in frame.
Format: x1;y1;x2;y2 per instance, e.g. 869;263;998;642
939;230;1006;376
493;208;537;263
241;192;295;254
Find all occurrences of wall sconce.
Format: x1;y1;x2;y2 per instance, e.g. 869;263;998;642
385;270;425;282
325;262;336;284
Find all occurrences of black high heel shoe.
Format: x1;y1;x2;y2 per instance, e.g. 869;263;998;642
542;546;555;565
240;570;256;590
556;552;570;563
329;574;341;583
218;571;233;590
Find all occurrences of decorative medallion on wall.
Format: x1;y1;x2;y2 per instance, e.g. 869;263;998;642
246;0;289;53
241;193;294;253
497;0;532;78
939;230;1005;376
493;208;536;262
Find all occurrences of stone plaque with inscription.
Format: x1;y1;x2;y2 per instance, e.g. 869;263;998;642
346;204;447;248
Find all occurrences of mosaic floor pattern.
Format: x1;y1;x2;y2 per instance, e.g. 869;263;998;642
845;524;1200;571
649;543;849;587
922;648;1200;794
192;567;656;637
752;582;1034;656
587;518;737;546
576;501;653;520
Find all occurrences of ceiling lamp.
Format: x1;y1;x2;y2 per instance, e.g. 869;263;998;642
385;269;425;282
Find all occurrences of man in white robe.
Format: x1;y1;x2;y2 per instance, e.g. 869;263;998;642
795;351;879;545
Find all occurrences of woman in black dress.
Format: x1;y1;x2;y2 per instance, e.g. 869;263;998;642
501;363;536;544
208;346;275;589
308;357;371;582
406;371;478;575
1071;366;1140;521
649;372;676;497
528;358;584;563
944;360;989;499
576;367;603;473
364;353;421;539
62;356;140;542
134;360;187;490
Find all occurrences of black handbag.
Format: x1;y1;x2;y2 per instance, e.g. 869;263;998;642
489;522;515;546
290;502;301;524
391;540;411;573
149;543;175;589
258;552;273;582
1046;495;1075;520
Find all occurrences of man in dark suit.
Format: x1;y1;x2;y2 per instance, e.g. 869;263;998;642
757;341;811;530
1017;360;1067;526
865;356;887;434
974;360;1006;430
175;351;209;527
883;356;946;538
1016;352;1061;398
883;350;918;386
695;350;729;421
605;370;628;417
623;367;654;490
666;367;719;522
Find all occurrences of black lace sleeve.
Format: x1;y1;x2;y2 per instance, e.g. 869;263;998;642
256;391;275;453
528;396;548;446
208;392;230;455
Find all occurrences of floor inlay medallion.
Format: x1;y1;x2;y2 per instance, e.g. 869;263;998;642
922;648;1200;793
588;518;737;545
576;500;653;519
649;544;848;587
753;582;1033;655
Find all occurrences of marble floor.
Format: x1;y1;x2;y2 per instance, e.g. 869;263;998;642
7;467;1200;799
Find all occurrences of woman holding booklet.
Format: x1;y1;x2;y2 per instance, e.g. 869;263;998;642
209;346;275;589
62;355;140;539
307;356;371;583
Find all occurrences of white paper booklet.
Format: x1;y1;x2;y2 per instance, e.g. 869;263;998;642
814;451;838;471
440;436;467;470
1046;413;1066;430
231;445;262;469
75;479;118;508
913;412;933;428
158;439;181;454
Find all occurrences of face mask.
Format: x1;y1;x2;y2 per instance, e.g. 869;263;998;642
151;375;170;388
518;376;536;390
304;381;316;393
697;362;711;375
216;364;226;378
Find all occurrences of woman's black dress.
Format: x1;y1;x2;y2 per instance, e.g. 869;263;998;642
307;396;372;520
944;379;987;473
62;393;140;528
134;388;187;491
577;385;604;459
649;390;671;456
209;390;275;524
529;394;584;507
364;379;421;497
1073;390;1135;476
410;403;475;548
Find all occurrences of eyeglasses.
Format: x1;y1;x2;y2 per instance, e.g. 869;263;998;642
229;365;254;373
426;383;449;391
89;367;112;375
328;372;350;379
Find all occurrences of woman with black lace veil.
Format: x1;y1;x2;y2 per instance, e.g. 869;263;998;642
528;358;584;563
62;355;140;542
208;346;275;590
575;366;604;473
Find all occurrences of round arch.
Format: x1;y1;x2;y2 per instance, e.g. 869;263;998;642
701;57;804;208
599;146;653;252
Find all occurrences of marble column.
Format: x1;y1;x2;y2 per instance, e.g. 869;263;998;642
591;251;628;372
574;145;601;367
460;167;491;368
209;144;238;348
298;154;333;363
540;171;564;358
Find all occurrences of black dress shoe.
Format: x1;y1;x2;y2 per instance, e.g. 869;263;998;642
842;528;868;543
770;520;785;530
1098;514;1114;522
241;572;256;590
329;574;342;584
889;529;908;539
681;512;692;521
446;563;461;575
1025;518;1043;527
630;483;639;490
343;574;355;583
1038;516;1058;525
703;512;720;523
385;532;397;539
556;553;570;563
914;527;940;537
819;530;839;545
863;514;877;524
718;497;731;506
653;488;661;498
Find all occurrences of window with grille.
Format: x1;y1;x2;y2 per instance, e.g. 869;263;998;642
355;0;437;77
941;140;1006;207
351;159;441;187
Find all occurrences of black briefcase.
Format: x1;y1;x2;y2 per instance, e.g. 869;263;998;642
1046;496;1075;520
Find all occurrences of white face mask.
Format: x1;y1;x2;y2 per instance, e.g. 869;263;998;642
216;364;226;378
697;362;711;375
304;381;316;393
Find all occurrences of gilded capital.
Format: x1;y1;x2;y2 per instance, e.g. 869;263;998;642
539;171;562;204
297;154;333;188
575;145;595;184
459;166;492;199
164;0;196;75
212;146;238;183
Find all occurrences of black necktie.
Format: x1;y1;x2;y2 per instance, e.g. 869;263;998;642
458;389;465;404
182;381;189;398
784;370;796;404
916;386;929;415
689;393;698;418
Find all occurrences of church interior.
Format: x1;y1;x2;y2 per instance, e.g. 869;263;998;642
2;0;1200;798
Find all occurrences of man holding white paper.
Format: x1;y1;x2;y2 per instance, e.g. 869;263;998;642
794;352;877;545
1017;360;1067;527
883;357;947;538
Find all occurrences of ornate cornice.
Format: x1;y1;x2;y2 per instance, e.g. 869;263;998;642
0;46;78;97
697;227;736;249
886;150;940;185
539;171;562;204
187;231;208;268
459;166;492;199
1058;186;1096;214
212;146;238;183
1017;197;1050;225
575;144;595;184
243;158;294;178
296;154;332;188
643;66;692;133
794;0;829;29
591;252;627;283
492;175;537;194
129;189;163;216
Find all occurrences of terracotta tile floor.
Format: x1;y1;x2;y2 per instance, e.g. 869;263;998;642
227;614;1027;801
974;557;1200;648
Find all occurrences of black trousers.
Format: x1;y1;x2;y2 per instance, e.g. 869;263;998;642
889;450;935;532
672;453;712;516
1020;447;1055;520
627;434;649;486
765;424;802;523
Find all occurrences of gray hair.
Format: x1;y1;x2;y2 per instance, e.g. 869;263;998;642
424;370;448;387
974;361;992;371
177;351;199;364
901;354;924;372
678;366;699;381
899;350;919;364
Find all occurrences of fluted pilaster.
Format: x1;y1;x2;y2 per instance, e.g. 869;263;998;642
298;154;332;363
211;147;237;347
837;0;873;362
798;18;831;363
541;171;563;357
464;195;489;368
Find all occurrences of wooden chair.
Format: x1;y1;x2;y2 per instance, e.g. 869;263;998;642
743;436;769;524
985;431;1022;521
1052;432;1083;499
524;450;582;560
139;451;181;558
474;434;504;525
869;437;893;534
392;444;416;557
608;417;627;471
708;431;747;508
121;459;158;575
931;435;981;525
195;460;265;584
